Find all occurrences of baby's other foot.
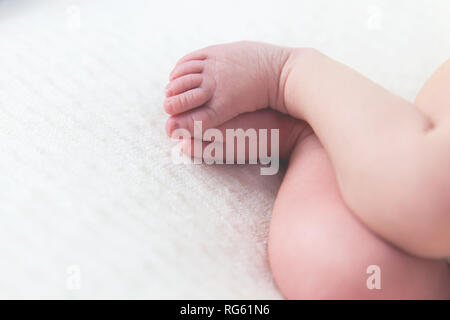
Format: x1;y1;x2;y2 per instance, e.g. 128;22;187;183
164;41;293;137
179;109;311;163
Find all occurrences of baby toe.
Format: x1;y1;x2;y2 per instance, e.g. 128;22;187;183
165;74;203;97
163;87;210;115
175;50;207;66
170;60;204;80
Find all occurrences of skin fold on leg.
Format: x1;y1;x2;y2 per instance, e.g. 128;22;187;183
415;59;450;124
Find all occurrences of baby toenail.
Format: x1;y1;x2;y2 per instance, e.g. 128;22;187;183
165;88;172;97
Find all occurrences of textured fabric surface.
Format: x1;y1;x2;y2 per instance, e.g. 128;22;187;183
0;0;449;299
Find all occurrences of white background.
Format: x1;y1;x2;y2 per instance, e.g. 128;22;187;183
0;0;449;299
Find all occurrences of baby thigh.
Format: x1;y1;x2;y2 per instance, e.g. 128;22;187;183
268;134;449;299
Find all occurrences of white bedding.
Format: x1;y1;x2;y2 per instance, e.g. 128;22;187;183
0;0;449;299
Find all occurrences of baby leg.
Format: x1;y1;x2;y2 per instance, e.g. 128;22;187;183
282;50;450;258
268;132;450;299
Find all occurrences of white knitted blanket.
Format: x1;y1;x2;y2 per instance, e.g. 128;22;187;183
1;0;449;299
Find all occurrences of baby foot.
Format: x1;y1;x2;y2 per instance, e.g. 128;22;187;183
164;41;294;137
